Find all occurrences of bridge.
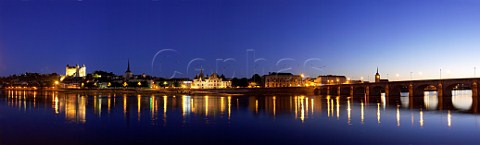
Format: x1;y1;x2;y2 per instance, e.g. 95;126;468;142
314;78;480;97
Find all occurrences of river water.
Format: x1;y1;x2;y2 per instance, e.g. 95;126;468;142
0;90;479;144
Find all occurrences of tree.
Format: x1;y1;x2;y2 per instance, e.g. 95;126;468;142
250;74;262;84
231;77;248;87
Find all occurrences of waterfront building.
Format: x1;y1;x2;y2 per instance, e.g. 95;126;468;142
248;82;260;88
304;77;316;87
315;75;347;85
263;72;302;88
155;78;192;88
59;77;84;89
192;69;231;89
65;64;86;77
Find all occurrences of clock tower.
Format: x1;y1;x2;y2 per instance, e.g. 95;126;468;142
375;67;381;83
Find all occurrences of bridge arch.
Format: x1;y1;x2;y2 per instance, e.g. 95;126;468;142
340;86;351;96
353;86;366;95
414;84;438;96
330;87;339;95
316;87;329;95
444;83;472;96
371;85;385;96
314;88;321;95
390;84;409;96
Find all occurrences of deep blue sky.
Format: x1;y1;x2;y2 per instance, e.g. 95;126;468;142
1;0;480;80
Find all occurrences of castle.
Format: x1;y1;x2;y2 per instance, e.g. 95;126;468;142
65;64;86;77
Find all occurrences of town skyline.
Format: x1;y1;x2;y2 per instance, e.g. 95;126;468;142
1;0;480;81
2;1;480;144
1;49;480;82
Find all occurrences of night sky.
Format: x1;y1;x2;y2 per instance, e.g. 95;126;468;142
0;0;480;81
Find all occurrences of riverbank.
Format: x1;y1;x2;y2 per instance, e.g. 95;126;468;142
2;87;316;96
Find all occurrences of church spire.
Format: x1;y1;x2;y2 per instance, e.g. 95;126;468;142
126;59;131;73
199;66;204;78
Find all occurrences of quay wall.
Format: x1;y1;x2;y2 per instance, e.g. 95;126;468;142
2;87;316;96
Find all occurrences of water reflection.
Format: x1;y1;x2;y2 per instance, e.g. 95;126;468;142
377;103;381;124
380;93;386;109
396;105;400;127
65;94;86;123
419;109;424;127
448;110;452;127
182;95;191;117
424;91;438;110
452;90;473;111
347;97;351;125
400;92;409;108
360;101;364;124
1;90;480;129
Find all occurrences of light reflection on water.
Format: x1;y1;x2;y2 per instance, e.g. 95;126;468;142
424;91;438;110
400;92;409;108
452;90;473;111
1;90;480;144
4;90;478;124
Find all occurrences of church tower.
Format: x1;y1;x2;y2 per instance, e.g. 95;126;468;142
124;59;133;80
375;67;381;83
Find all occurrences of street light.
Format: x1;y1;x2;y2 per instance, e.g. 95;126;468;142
474;67;476;77
54;81;59;89
410;72;413;80
163;81;168;89
440;68;442;79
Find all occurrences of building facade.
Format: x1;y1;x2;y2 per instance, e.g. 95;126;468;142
263;72;303;88
192;69;231;89
314;75;347;85
65;64;86;77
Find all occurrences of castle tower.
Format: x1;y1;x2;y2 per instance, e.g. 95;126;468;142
65;64;86;77
375;67;381;83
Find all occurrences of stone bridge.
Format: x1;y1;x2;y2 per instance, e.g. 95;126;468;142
314;78;479;97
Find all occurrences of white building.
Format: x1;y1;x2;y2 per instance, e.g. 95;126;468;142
192;69;231;89
65;64;86;77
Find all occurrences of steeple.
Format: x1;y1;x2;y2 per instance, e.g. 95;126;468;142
126;59;131;73
375;67;381;83
199;66;204;78
124;59;133;80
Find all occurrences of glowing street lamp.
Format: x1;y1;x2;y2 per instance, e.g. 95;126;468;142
163;81;168;89
123;82;128;88
54;81;59;89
